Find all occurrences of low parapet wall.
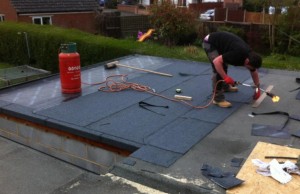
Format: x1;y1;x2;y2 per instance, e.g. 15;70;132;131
0;114;128;174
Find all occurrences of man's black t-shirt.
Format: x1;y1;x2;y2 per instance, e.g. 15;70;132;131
208;32;251;66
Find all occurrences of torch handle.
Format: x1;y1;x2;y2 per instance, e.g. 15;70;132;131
235;81;267;92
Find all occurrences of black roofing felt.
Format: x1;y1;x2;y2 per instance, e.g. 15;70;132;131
251;124;291;139
0;55;258;167
297;90;300;100
0;100;11;109
11;0;99;14
1;103;47;125
145;117;218;154
184;102;243;124
130;145;182;167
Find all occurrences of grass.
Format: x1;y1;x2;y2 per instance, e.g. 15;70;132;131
133;41;209;62
134;41;300;71
0;62;14;69
263;53;300;71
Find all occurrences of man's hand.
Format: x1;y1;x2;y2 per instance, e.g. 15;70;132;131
253;88;261;100
224;76;235;85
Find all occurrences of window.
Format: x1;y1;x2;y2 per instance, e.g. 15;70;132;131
0;15;4;22
32;16;52;25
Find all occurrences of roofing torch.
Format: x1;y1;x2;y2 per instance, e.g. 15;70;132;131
235;81;280;102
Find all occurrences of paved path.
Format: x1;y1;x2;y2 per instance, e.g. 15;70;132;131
0;136;167;194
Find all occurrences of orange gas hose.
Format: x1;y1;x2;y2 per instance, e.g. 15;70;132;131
82;74;223;109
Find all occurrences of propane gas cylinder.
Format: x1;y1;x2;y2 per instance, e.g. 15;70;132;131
59;42;81;93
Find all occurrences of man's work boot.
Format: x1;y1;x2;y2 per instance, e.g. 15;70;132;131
213;100;232;108
211;74;232;108
213;88;233;108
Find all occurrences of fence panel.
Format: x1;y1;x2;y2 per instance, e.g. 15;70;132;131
121;15;151;38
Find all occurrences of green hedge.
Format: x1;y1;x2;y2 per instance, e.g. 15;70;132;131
0;22;139;73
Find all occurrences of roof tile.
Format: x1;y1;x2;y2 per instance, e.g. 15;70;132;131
11;0;100;13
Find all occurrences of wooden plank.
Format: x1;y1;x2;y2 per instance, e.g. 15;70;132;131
227;142;300;194
252;85;274;108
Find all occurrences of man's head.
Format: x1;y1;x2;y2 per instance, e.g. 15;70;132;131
248;51;262;70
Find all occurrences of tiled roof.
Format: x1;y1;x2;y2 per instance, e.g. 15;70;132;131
11;0;100;14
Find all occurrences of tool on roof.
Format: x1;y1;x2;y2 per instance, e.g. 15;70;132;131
174;95;192;101
265;156;299;160
235;81;280;103
175;88;182;93
104;61;173;77
178;72;210;76
265;155;300;167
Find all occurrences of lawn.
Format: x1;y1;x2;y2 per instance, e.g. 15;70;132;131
135;42;300;71
0;62;14;69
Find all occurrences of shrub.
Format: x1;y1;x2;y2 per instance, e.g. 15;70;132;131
0;22;135;73
149;1;198;46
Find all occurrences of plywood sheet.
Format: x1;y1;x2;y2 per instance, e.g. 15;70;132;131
227;142;300;194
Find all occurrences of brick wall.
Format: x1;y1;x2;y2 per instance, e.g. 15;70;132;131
0;0;18;21
0;0;98;34
16;12;97;34
223;0;243;7
52;12;97;34
117;4;139;14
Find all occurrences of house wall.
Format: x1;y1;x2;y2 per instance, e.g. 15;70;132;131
141;0;202;7
117;5;139;14
16;12;97;34
0;0;18;21
0;0;97;34
50;12;97;34
223;0;242;6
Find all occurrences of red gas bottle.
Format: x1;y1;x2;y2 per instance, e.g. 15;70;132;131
59;43;81;93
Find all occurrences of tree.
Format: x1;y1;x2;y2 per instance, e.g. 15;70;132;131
244;0;298;53
276;5;300;55
149;1;198;46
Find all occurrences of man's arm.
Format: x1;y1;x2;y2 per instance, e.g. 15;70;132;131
251;69;261;100
250;69;260;87
213;55;227;79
